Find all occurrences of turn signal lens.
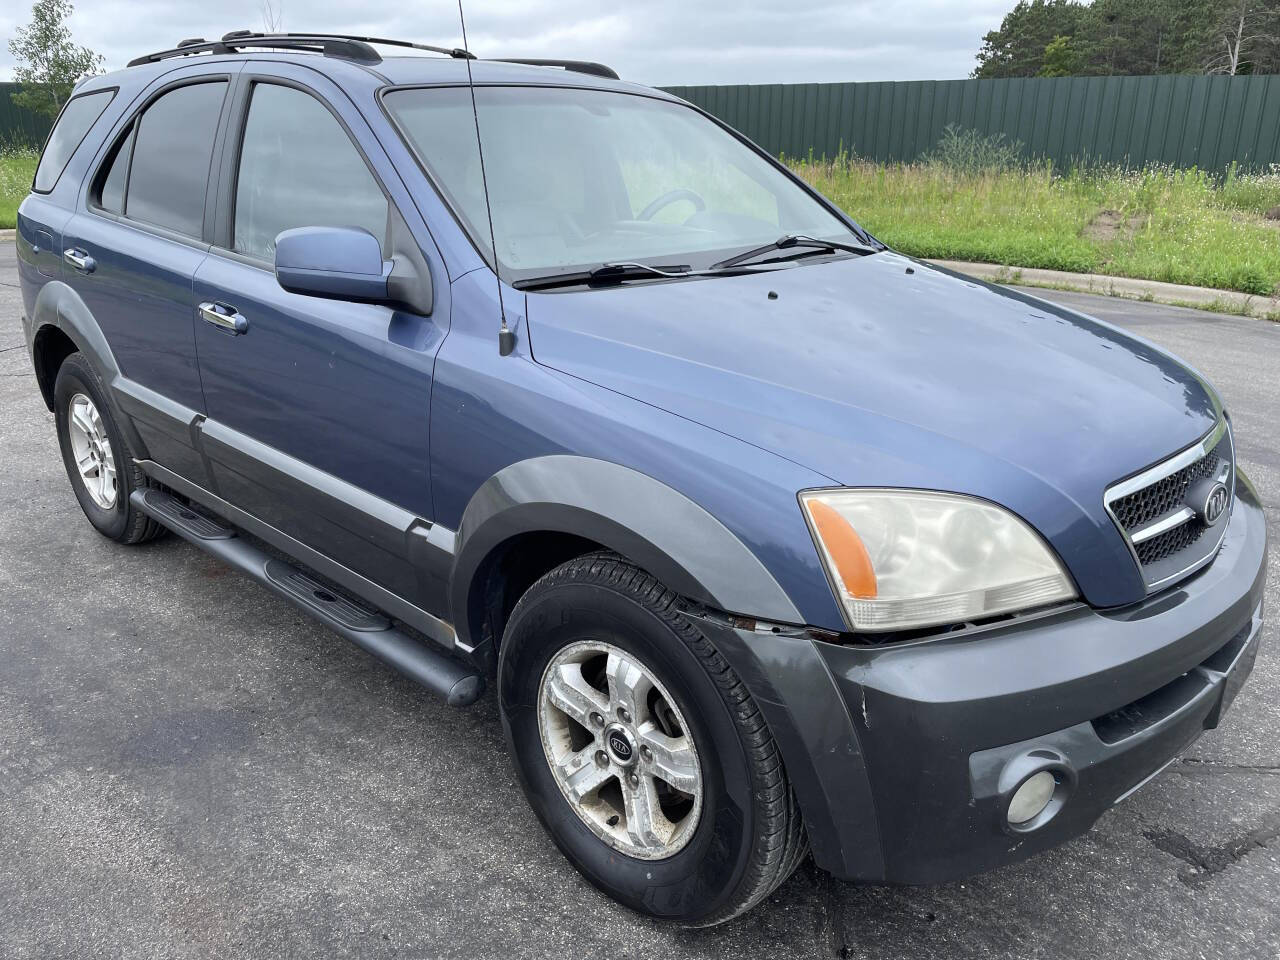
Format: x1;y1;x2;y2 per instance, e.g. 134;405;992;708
800;488;1076;633
805;499;877;598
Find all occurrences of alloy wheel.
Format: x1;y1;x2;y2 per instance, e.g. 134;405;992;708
537;639;703;859
67;393;118;510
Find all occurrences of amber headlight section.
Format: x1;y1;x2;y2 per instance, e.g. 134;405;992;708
800;489;1076;632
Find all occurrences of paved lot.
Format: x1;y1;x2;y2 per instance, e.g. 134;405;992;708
1;240;1277;959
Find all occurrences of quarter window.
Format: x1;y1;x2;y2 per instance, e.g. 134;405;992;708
233;83;388;261
96;122;133;215
33;90;115;193
124;81;228;238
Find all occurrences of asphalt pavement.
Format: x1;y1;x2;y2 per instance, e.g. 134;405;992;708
1;240;1278;959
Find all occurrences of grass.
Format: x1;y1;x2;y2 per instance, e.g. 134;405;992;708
791;157;1280;298
1;147;38;230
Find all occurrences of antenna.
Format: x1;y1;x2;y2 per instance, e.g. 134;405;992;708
457;1;515;357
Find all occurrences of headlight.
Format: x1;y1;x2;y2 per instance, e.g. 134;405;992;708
800;488;1076;632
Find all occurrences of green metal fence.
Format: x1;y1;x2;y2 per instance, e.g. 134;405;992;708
5;74;1278;170
661;75;1280;171
0;83;54;148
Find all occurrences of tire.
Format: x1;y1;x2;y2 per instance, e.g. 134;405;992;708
498;552;807;926
53;352;166;545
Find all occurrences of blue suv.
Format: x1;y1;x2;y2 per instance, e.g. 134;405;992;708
16;32;1268;926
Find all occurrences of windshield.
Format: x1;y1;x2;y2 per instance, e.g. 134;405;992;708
383;85;865;282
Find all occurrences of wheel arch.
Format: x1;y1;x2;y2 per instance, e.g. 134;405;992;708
29;280;122;406
450;456;804;657
32;324;80;410
27;280;153;456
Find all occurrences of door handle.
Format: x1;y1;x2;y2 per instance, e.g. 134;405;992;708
198;301;249;335
64;248;96;273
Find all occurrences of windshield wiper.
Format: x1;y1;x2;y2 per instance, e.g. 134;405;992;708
710;234;875;272
514;261;699;291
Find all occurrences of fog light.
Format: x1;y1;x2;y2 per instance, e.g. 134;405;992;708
1007;771;1057;825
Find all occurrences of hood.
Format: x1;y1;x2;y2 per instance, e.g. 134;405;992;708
525;252;1221;608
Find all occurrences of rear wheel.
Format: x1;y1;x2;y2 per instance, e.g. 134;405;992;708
499;552;806;926
53;352;165;544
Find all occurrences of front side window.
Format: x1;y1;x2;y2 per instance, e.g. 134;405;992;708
33;89;115;193
125;81;228;237
233;83;389;261
384;86;858;281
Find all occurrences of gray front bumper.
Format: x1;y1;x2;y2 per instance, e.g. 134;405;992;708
706;470;1268;884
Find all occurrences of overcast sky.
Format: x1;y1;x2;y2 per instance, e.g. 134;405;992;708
0;0;1013;85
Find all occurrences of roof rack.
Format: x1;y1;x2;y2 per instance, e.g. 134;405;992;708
126;31;619;79
492;58;619;80
128;34;383;67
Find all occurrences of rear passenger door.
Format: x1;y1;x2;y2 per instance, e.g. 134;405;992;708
193;66;446;606
63;69;236;482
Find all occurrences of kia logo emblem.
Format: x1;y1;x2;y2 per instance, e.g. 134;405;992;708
608;733;633;761
1202;482;1229;526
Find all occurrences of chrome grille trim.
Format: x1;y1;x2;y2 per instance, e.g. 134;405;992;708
1103;419;1234;593
1129;506;1196;545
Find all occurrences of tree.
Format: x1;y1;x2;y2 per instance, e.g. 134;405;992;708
974;0;1090;78
1203;1;1280;74
973;0;1277;77
7;0;104;118
1037;35;1080;76
261;0;284;33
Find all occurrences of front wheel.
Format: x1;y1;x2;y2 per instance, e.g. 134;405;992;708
499;553;806;926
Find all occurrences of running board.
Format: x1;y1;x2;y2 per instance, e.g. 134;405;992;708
130;488;484;706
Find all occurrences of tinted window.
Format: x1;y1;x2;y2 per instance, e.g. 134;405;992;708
125;81;227;237
96;123;133;214
234;83;388;261
33;90;115;193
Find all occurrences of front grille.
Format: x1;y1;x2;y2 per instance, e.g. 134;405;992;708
1135;520;1206;565
1110;447;1222;530
1104;422;1234;592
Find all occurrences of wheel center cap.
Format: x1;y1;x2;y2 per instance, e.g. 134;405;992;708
604;723;636;766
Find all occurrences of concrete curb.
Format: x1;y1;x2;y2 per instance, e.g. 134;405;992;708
928;259;1280;321
0;229;13;241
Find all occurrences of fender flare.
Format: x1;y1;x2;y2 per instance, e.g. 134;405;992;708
28;280;151;456
449;455;804;646
450;455;884;879
31;279;121;389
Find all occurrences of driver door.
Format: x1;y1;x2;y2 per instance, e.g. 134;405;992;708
193;68;444;604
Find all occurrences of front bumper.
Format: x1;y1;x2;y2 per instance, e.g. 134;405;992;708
705;471;1268;884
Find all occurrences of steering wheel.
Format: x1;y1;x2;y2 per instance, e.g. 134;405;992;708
637;188;707;222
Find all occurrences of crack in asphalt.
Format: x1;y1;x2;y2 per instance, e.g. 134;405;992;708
1176;758;1280;775
1144;823;1280;886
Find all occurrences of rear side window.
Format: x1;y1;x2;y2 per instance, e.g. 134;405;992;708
124;81;228;238
33;90;115;193
233;83;388;261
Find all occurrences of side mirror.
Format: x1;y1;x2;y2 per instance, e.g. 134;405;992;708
274;226;393;303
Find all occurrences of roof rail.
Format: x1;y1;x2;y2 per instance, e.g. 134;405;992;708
127;34;387;67
491;58;619;80
126;31;619;80
272;32;474;60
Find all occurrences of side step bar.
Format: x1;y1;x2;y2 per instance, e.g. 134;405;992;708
131;488;484;706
